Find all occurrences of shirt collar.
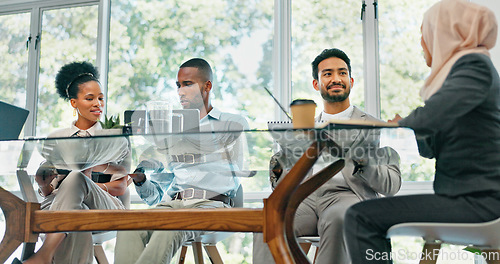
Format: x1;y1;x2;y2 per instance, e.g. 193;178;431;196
204;107;222;121
319;105;354;122
69;121;102;136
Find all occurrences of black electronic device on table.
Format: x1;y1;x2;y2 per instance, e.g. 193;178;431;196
124;109;200;134
0;100;29;140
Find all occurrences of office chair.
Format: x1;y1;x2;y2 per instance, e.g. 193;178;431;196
177;185;243;264
387;218;500;264
297;236;320;263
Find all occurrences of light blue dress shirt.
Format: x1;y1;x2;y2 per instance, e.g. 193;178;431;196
135;107;249;206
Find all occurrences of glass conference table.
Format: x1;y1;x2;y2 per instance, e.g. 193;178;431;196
0;121;415;264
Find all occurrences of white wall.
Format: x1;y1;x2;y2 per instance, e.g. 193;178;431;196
472;0;500;70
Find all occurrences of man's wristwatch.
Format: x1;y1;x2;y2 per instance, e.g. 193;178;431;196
133;167;147;186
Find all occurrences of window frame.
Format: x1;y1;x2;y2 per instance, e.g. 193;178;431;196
0;0;380;135
6;0;498;134
0;0;107;137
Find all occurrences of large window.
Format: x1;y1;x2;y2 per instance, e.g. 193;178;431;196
0;1;101;137
37;4;99;136
0;12;30;135
0;11;30;189
291;0;364;109
379;0;439;181
1;0;498;162
108;0;275;130
379;0;438;121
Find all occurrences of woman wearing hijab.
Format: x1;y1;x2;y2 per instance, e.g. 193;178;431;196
344;0;500;263
21;62;130;264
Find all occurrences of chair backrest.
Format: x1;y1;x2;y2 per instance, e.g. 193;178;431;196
233;184;243;208
387;217;500;248
17;170;39;203
16;141;38;203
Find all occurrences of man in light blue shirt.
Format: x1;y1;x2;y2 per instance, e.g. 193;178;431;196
114;58;249;264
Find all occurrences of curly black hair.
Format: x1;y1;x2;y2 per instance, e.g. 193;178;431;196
55;61;100;100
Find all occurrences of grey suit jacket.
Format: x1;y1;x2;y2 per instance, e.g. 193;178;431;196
270;106;401;200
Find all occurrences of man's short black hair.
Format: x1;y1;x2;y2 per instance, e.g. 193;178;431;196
180;58;213;82
311;48;352;80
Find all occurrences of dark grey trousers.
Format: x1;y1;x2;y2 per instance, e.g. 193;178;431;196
253;190;360;264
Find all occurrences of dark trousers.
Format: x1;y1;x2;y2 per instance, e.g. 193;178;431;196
344;193;500;264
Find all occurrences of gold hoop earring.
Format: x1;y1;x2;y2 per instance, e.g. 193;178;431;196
73;108;77;116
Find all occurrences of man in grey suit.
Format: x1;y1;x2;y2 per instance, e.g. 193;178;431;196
253;48;401;263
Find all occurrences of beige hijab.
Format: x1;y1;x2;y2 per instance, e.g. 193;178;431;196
420;0;498;101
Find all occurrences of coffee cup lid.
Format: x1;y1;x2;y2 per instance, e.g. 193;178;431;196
290;99;316;106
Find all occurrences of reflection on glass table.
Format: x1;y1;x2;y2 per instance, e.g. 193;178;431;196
0;125;419;264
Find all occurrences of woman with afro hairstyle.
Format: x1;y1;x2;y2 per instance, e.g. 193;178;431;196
22;61;130;264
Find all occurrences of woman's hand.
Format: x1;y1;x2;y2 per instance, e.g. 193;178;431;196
96;162;127;175
388;114;403;123
100;176;128;196
34;165;58;196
